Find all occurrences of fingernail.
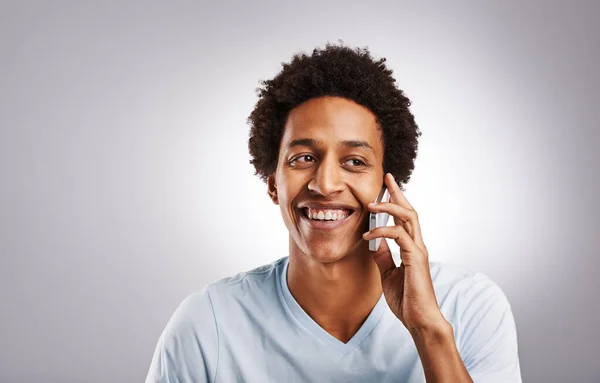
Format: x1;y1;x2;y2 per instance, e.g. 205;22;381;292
368;202;376;206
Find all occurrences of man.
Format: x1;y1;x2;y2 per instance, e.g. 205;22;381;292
145;42;522;382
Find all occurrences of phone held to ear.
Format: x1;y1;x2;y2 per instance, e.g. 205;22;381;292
369;186;391;251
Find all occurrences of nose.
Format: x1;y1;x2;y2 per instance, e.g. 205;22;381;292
308;153;345;196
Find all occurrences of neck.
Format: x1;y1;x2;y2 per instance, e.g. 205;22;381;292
286;237;383;343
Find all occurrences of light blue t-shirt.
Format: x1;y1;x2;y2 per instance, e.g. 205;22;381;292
145;255;522;382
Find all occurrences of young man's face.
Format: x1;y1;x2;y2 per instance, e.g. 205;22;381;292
267;96;385;263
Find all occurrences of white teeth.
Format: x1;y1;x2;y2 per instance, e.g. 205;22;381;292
304;208;350;221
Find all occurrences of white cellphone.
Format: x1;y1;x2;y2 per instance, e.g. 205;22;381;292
369;186;391;251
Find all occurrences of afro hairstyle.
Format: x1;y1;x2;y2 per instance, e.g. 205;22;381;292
247;41;422;190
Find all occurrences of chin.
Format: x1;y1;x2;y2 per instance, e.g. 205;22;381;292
304;243;353;264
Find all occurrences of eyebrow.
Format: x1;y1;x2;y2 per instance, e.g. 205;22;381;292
286;138;374;153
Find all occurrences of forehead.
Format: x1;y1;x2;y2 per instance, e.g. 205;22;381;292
280;96;381;148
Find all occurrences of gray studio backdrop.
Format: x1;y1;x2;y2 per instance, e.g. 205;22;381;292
1;1;598;382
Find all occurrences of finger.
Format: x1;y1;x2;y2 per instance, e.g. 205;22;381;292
368;201;415;238
385;173;412;209
363;225;422;267
384;173;425;249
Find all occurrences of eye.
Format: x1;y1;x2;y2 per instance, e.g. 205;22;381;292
289;154;316;166
344;158;367;167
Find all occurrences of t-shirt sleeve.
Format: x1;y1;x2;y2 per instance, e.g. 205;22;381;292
456;273;522;383
145;286;219;383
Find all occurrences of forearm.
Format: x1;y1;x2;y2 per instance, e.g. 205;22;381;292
410;321;473;383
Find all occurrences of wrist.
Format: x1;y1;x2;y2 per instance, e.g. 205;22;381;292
409;318;453;343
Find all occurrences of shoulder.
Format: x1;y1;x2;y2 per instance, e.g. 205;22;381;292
145;284;220;382
205;256;286;298
172;256;287;318
211;256;286;285
426;261;516;339
428;261;510;307
145;257;288;382
427;262;521;380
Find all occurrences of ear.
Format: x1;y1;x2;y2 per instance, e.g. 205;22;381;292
267;174;279;205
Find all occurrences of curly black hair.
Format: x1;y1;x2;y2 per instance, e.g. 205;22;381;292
247;41;422;189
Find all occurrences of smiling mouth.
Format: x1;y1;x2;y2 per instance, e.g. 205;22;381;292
298;207;356;230
301;207;353;220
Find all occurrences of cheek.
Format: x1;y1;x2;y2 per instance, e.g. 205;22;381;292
348;184;379;207
276;191;297;222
